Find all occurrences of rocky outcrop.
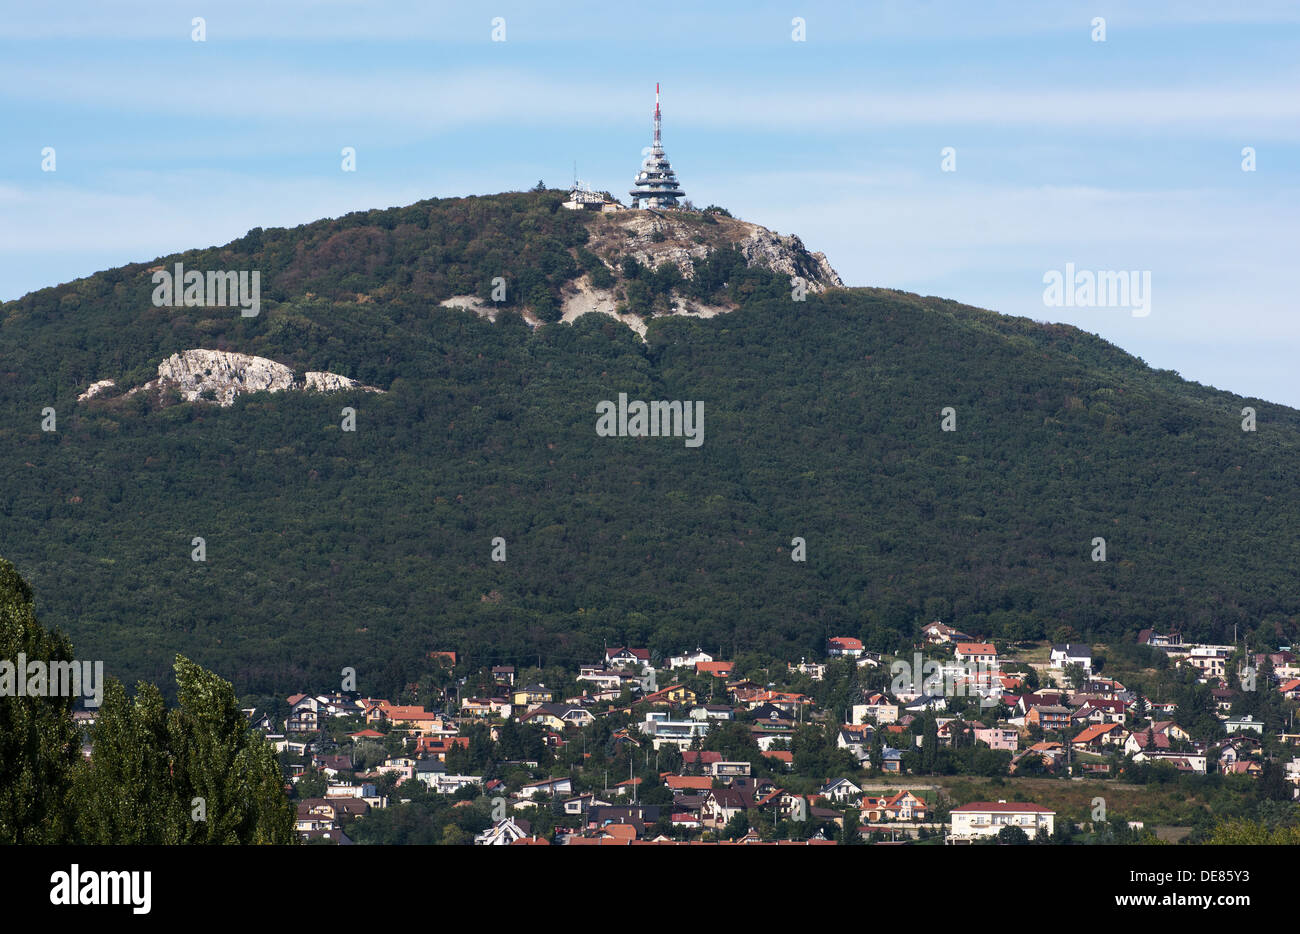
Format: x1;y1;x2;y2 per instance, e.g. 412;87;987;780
303;371;370;393
445;210;844;339
583;210;843;292
154;350;296;405
81;349;382;407
735;227;843;292
77;379;117;402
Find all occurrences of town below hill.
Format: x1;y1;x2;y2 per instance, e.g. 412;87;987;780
240;623;1297;845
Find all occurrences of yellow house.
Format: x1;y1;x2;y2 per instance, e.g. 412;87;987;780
644;684;696;706
512;684;554;706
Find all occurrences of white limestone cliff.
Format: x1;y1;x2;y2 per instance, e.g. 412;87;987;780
80;349;382;407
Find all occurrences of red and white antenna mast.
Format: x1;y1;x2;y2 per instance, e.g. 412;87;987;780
653;82;662;148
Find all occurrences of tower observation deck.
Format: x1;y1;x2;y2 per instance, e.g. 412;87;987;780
629;83;686;209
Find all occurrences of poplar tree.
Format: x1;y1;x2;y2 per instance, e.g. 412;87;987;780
0;559;79;843
77;655;295;844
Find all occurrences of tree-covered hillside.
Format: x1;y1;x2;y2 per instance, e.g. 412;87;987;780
2;191;1297;697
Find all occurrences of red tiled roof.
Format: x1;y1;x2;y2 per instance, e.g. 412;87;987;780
665;775;714;790
1072;723;1120;744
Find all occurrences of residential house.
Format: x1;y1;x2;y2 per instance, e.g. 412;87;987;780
861;790;929;822
878;747;903;774
688;704;736;722
1071;699;1127;725
852;694;899;725
641;712;710;750
286;694;322;734
1185;646;1231;682
414;758;481;794
1025;705;1072;733
819;778;864;804
1137;629;1183;648
576;666;628;692
973;726;1018;752
921;621;974;645
837;724;876;761
667;648;713;669
605;647;651;669
1225;715;1264;735
512;684;554;707
520;703;596;730
376;755;416;782
789;659;827;681
1132;751;1207;773
826;636;864;658
475;818;533;845
954;643;998;666
710;761;753;780
948;801;1054;841
700;788;755;829
1071;722;1122;751
642;684;697;707
517;776;573;800
562;793;612;816
459;697;494;718
665;775;715;794
1050;644;1093;673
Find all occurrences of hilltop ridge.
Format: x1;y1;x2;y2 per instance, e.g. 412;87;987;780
1;190;1298;695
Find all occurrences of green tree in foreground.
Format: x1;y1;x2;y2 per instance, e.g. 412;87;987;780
0;559;80;843
1206;817;1300;845
76;655;295;844
1;554;293;844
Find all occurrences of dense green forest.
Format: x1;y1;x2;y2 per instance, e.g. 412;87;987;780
2;191;1298;698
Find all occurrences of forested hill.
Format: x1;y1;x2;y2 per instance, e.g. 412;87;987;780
2;190;1298;697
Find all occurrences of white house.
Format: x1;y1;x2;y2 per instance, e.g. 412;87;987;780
414;759;481;794
667;648;713;669
1050;644;1093;672
474;818;533;845
819;777;864;803
954;643;998;666
642;712;711;750
948;801;1055;841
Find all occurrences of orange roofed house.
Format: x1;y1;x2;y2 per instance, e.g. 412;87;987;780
953;643;998;665
365;702;454;736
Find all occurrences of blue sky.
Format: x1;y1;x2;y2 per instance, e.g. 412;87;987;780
3;1;1298;404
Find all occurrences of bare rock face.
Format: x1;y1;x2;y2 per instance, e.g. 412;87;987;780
583;210;843;292
155;350;296;405
82;349;383;407
77;379;117;402
304;371;370;393
735;228;843;293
